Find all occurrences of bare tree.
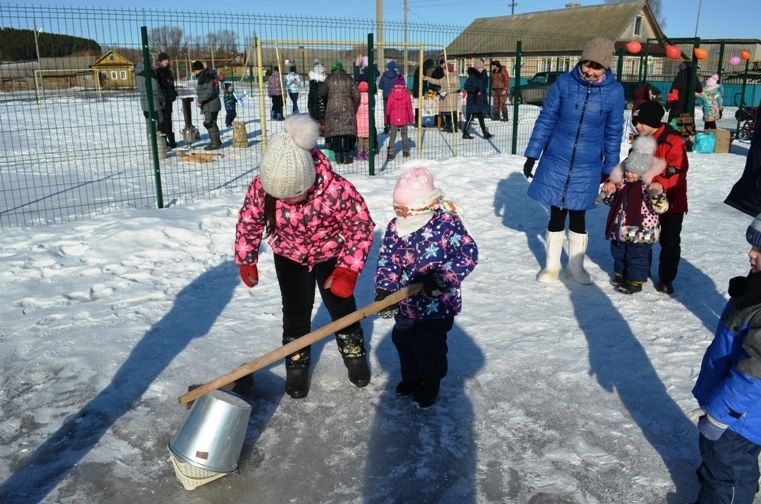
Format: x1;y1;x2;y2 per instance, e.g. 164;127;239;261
149;26;186;58
204;30;238;57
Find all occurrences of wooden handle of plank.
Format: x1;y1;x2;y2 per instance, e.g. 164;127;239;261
177;283;422;405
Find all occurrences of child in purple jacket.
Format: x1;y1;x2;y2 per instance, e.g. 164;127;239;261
374;165;478;408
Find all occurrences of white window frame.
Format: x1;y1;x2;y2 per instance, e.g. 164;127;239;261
634;16;643;37
110;70;117;80
120;70;127;80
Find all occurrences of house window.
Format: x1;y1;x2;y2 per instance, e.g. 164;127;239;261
120;70;127;80
560;58;571;72
634;16;643;37
110;70;117;80
540;58;552;72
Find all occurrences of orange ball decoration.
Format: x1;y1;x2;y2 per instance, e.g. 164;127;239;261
625;41;642;54
665;44;682;60
741;50;751;61
694;47;708;60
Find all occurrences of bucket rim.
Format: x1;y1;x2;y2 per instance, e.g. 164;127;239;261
167;441;236;474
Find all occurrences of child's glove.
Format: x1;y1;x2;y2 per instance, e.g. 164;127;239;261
698;413;728;441
419;272;447;298
523;157;536;179
238;264;259;288
324;267;358;298
687;407;705;422
375;288;399;319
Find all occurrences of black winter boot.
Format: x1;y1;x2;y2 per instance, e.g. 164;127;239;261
204;125;222;150
478;116;493;139
413;381;440;408
285;367;310;399
343;356;370;387
616;279;644;295
395;380;419;397
166;132;177;149
336;328;369;387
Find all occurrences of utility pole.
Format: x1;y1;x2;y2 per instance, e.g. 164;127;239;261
376;0;384;72
508;1;517;15
694;0;703;37
33;18;44;101
403;0;408;77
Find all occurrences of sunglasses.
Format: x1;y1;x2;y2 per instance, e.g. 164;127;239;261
581;60;604;71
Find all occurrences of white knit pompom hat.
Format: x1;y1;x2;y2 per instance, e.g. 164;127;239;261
259;114;319;198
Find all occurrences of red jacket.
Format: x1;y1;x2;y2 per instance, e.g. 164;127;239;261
385;85;413;126
651;125;688;214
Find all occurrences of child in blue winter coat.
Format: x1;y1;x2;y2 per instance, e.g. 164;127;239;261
374;165;478;408
690;214;761;503
601;135;669;294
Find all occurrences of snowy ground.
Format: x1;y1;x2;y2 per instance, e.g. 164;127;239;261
0;130;758;502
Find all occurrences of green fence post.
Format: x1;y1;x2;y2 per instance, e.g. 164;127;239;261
616;47;624;82
368;33;376;176
511;41;522;156
140;26;164;209
717;41;725;82
686;38;700;119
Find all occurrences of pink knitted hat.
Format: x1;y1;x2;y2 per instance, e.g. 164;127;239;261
393;166;435;206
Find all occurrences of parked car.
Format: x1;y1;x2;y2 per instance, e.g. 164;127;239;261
510;71;562;106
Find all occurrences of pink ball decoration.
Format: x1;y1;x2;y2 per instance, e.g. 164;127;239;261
729;55;741;66
625;41;642;54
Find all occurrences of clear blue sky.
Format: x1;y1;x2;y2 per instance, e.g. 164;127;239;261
10;0;759;39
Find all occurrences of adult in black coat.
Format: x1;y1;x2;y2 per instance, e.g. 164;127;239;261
462;59;492;140
667;62;702;122
726;102;761;216
412;58;435;125
155;52;178;148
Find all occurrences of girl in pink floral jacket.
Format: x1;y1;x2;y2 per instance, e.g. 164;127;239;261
234;114;375;399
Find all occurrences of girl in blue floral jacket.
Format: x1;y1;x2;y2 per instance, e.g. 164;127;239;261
374;165;478;408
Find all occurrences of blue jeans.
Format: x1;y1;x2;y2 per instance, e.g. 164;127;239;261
697;428;761;504
288;92;299;113
610;240;652;281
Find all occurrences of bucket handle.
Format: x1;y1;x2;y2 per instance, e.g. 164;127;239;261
178;283;422;406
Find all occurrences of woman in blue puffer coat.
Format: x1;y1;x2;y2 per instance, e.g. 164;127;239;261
523;37;624;285
691;215;761;504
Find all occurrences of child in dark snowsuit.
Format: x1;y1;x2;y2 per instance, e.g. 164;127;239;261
374;166;478;408
601;135;668;294
690;213;761;503
223;82;237;128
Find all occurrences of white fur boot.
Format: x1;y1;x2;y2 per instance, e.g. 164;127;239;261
567;230;592;284
537;231;565;283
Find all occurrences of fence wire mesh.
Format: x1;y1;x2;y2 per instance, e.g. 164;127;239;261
1;5;758;229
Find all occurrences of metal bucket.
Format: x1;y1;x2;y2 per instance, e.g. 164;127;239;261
168;389;251;474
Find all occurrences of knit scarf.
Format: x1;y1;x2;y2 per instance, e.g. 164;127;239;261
393;189;461;237
578;67;607;85
605;180;643;237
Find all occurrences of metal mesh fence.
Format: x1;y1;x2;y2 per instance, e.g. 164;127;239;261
1;6;757;229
